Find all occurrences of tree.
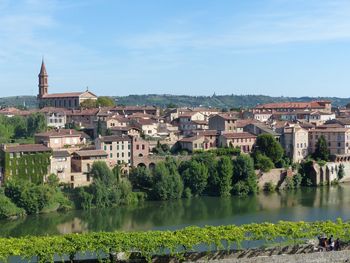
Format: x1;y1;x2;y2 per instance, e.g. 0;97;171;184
232;155;257;195
254;153;274;172
253;134;284;165
313;135;330;161
152;162;183;200
129;166;153;191
217;156;233;196
192;153;218;195
80;99;97;108
180;160;208;196
27;113;46;137
97;97;116;107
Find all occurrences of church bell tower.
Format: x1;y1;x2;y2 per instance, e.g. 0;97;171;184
38;59;48;98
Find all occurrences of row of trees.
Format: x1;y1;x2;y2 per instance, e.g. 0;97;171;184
129;153;258;201
80;97;116;109
0;113;46;143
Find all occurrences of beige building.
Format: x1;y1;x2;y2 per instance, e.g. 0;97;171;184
71;150;109;187
95;135;132;166
50;150;71;184
208;114;239;132
282;125;309;163
309;127;350;155
35;129;86;149
218;132;256;153
178;130;218;152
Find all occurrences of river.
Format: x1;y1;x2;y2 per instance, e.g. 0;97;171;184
1;185;350;237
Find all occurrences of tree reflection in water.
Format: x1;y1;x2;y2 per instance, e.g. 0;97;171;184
1;185;350;237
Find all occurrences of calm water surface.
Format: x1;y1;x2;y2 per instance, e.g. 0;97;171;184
1;185;350;237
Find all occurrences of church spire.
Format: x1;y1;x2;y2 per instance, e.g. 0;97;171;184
38;58;48;98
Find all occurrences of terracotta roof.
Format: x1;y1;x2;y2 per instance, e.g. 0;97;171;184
74;150;107;157
178;112;199;118
3;144;51;153
52;150;70;158
179;136;204;143
311;128;350;132
212;113;238;121
98;135;131;143
192;129;218;136
35;129;83;138
222;132;257;139
65;109;99;116
42;92;85;98
110;126;141;131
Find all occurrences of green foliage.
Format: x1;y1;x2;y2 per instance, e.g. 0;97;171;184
263;182;276;193
97;96;116;107
80;97;115;108
0;113;46;143
253;134;284;165
254;153;274;172
217;156;233;196
85;161;137;208
232;155;257;195
313;135;330;161
152;161;183;200
152;141;171;155
338;164;345;180
180;160;208;196
0;192;25;219
194;147;241;156
3;151;51;184
1;219;348;263
183;187;192;198
4;179;70;215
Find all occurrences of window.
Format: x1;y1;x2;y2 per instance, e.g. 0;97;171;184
136;145;140;150
122;153;124;158
110;153;113;158
104;145;107;151
142;144;145;150
71;176;74;182
117;153;119;158
110;145;112;150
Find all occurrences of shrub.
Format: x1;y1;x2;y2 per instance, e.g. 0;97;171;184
263;182;276;193
0;193;25;219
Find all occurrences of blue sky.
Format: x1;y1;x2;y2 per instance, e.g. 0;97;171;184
1;0;350;97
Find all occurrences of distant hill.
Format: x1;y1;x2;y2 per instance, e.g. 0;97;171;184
1;94;350;109
114;94;350;109
0;96;38;109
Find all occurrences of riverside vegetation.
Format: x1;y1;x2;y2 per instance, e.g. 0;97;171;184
0;219;349;262
0;133;336;219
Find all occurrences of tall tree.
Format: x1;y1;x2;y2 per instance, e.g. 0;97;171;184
232;155;257;195
253;134;284;165
313;135;330;161
217;156;233;197
180;160;208;196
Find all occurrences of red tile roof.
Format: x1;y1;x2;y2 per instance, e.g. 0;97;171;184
3;144;51;153
222;132;256;139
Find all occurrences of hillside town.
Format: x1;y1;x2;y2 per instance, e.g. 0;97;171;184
0;61;349;188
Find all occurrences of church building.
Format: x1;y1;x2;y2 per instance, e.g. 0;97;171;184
37;60;97;109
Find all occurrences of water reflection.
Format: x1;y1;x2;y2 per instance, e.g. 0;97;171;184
1;185;350;237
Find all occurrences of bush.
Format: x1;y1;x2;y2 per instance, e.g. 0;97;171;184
232;181;250;196
255;154;274;172
183;187;192;199
263;182;276;193
0;193;25;219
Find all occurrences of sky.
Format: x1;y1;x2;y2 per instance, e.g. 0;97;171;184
1;0;350;97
